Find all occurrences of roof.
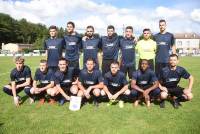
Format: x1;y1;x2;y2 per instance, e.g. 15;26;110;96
174;33;200;39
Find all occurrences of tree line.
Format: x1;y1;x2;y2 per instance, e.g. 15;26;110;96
0;13;65;50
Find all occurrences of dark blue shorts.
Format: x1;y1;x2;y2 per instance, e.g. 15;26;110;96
130;88;161;99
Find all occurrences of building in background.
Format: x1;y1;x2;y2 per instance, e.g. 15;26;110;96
1;43;33;53
175;33;200;55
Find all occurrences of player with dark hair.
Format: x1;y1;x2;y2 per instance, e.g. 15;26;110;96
100;25;120;75
77;58;104;107
63;21;82;71
159;54;194;108
119;26;136;79
81;25;101;69
154;19;176;77
130;59;160;107
136;28;156;70
24;59;54;104
44;25;65;73
3;56;32;106
102;61;130;108
47;58;79;105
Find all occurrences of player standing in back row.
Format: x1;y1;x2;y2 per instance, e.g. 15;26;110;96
63;21;82;71
119;26;136;79
100;25;120;75
44;25;65;73
154;19;176;77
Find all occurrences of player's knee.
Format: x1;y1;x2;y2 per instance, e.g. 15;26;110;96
161;91;168;99
77;90;84;97
186;93;193;101
93;89;100;97
70;85;78;95
124;89;131;95
100;90;106;96
3;86;12;96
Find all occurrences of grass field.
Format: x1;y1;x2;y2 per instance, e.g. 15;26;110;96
0;56;200;134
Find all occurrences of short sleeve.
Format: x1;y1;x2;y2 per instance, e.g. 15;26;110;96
25;67;31;78
10;71;15;82
54;74;61;85
121;74;128;85
132;71;138;80
44;40;47;50
103;75;109;86
34;69;39;81
97;71;104;83
61;38;66;49
150;71;158;83
180;67;190;79
171;34;175;47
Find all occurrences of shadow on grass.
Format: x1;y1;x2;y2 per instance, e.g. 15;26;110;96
20;95;29;104
0;123;4;127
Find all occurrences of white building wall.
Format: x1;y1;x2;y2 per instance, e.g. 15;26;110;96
175;39;200;49
2;43;19;53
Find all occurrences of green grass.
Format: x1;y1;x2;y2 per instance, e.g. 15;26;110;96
0;56;200;134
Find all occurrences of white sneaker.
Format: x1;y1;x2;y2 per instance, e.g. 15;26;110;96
119;100;124;108
29;98;34;104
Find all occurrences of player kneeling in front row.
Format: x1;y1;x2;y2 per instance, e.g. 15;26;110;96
47;58;79;105
77;58;104;107
24;59;54;105
130;59;160;107
102;61;130;108
159;54;194;108
3;56;32;106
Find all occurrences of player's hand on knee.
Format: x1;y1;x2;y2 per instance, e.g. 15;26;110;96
14;97;19;106
161;87;168;93
183;88;191;94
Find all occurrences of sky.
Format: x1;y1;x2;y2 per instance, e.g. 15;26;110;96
0;0;200;36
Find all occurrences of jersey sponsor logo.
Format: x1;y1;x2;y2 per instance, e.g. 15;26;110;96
63;79;71;83
110;82;119;87
158;42;168;46
68;42;76;46
167;78;178;82
106;43;114;47
85;80;95;85
86;46;95;49
124;45;133;49
16;77;25;82
40;80;50;84
48;46;57;49
139;81;148;85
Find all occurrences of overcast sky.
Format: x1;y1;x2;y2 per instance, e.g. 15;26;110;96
0;0;200;36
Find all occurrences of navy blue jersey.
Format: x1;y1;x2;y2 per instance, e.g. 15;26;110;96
54;67;76;88
63;33;82;61
132;69;158;88
81;37;101;64
119;37;136;66
100;35;119;60
159;66;190;88
44;38;65;67
154;32;174;63
34;68;54;86
104;71;128;91
10;65;32;84
79;69;103;87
